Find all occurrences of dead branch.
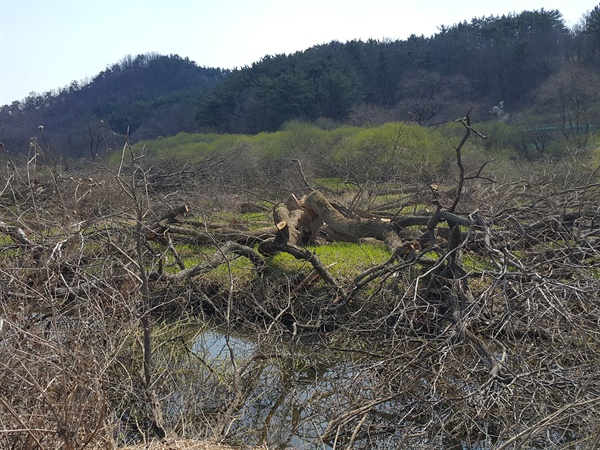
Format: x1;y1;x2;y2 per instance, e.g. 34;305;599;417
160;241;267;280
258;240;342;292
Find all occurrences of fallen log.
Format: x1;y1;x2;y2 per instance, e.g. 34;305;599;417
148;223;277;246
302;191;402;251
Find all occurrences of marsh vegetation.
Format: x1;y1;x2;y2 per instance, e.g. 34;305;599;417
1;113;600;449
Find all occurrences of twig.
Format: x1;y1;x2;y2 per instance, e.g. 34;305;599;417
292;158;314;191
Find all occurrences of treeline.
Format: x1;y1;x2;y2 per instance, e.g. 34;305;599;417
198;8;600;134
128;118;600;200
3;7;600;158
0;53;228;158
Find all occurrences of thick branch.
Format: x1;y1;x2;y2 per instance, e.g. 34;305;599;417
258;240;342;292
164;242;266;280
303;191;402;250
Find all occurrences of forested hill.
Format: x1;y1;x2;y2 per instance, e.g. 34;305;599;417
196;8;585;133
0;54;228;158
2;7;600;158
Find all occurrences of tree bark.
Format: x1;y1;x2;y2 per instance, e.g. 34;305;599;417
302;191;402;250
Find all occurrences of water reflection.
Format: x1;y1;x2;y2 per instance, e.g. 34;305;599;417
193;329;255;361
161;327;533;449
187;329;345;448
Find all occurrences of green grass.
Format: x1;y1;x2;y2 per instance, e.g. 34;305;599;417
240;211;271;223
208;257;261;285
266;251;314;276
0;234;14;246
168;240;391;285
314;177;359;192
317;240;389;263
307;241;390;280
462;252;500;272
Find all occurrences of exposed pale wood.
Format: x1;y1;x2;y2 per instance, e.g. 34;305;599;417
302;191;402;250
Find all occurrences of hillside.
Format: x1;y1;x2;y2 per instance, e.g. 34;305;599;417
196;9;574;133
2;7;600;158
0;53;228;158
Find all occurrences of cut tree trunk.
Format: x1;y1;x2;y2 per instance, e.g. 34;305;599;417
302;191;402;251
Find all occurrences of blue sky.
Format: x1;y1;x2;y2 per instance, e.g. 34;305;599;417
0;0;596;106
